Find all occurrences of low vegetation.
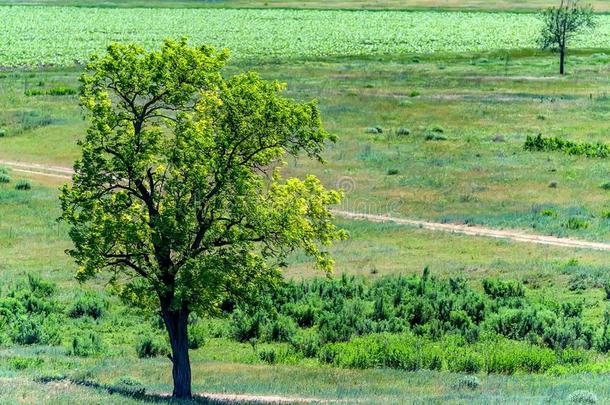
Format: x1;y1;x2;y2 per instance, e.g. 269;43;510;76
5;7;610;67
524;134;610;158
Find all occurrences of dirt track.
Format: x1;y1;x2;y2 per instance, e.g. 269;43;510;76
1;159;609;252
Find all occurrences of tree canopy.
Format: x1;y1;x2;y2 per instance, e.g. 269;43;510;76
60;38;346;398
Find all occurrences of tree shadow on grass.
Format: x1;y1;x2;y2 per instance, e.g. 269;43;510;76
34;375;264;404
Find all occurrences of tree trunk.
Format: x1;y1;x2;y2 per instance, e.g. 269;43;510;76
161;302;192;399
559;48;565;75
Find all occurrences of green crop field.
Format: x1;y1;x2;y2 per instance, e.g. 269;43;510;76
4;0;610;12
0;7;609;67
1;0;610;404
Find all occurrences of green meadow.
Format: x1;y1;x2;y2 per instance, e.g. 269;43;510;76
1;1;610;404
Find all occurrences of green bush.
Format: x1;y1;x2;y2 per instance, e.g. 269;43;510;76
110;376;146;397
525;134;609;159
387;168;399;175
364;127;382;134
0;174;11;184
291;329;320;358
67;292;108;319
396;127;411;136
265;315;297;343
136;335;169;358
10;356;43;370
231;309;267;342
70;331;105;357
228;272;604;366
425;133;447;141
188;322;206;350
24;86;77;96
482;278;525;299
428;125;445;133
47;86;77;96
14;180;31;191
258;347;278;364
24;88;45;96
565;217;589;230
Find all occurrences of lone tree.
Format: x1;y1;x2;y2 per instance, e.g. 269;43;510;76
539;0;595;75
60;39;346;399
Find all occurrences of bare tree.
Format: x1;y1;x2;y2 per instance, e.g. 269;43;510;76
539;0;595;75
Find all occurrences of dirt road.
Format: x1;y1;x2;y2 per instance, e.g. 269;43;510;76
1;159;608;252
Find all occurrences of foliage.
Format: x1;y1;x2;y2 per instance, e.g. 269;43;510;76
69;331;105;356
524;134;609;158
0;275;62;346
14;180;31;191
59;39;345;397
67;292;108;319
136;335;170;358
226;271;607;373
5;7;610;68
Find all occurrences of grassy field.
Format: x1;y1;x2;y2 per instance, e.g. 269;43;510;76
0;7;609;67
2;0;610;402
3;0;610;12
4;51;610;241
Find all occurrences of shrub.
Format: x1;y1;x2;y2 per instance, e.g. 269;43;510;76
452;375;480;390
424;133;447;141
110;376;146;397
10;356;43;370
265;315;297;343
565;217;589;230
14;180;31;191
447;350;483;373
364;127;382;134
24;88;45;96
396;127;411;136
136;335;169;358
525;134;609;159
291;329;320;358
604;280;610;300
387;168;399;176
482;278;525;299
47;86;77;96
601;182;610;190
568;390;598;404
409;91;420;97
27;274;56;297
258;347;278;364
10;315;60;346
0;174;10;184
70;331;105;357
428;125;444;133
68;292;108;319
541;209;558;217
231;309;267;342
188;322;206;350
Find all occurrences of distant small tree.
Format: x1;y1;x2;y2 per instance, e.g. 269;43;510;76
60;39;347;399
539;0;595;75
